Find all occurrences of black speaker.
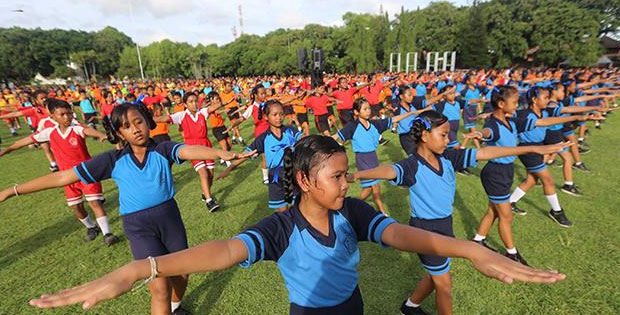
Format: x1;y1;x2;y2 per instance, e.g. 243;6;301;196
296;48;307;70
312;48;325;71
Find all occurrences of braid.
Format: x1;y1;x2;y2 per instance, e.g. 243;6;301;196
282;147;296;203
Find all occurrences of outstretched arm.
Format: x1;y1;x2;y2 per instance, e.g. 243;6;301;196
83;127;108;142
0;169;80;203
0;136;36;157
382;224;566;284
29;238;249;309
348;164;397;182
177;145;256;162
475;142;572;161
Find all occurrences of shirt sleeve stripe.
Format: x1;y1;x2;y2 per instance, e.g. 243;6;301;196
389;164;403;186
172;143;184;164
337;130;346;141
233;233;256;268
246;230;265;262
73;165;89;184
80;162;97;183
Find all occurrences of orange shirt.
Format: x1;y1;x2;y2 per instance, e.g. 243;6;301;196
220;91;239;109
208;111;225;128
292;96;308;114
172;103;185;113
151;121;169;137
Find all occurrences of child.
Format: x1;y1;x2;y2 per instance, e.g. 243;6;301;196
335;98;421;214
205;92;233;167
433;85;464;149
348;110;569;315
150;103;171;143
153;93;223;212
509;86;603;227
459;74;489;149
0;99;119;245
218;100;302;212
219;81;245;145
394;85;434;155
26;135;565;315
78;90;98;129
0;103;252;315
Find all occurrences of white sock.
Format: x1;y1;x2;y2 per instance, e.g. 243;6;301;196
79;216;96;229
595;121;600;126
473;234;486;241
238;137;243;142
506;247;518;254
50;161;58;167
578;137;584;142
405;298;420;308
546;194;562;211
509;187;526;204
96;216;111;235
575;161;582;166
171;301;181;312
564;181;573;186
10;127;16;133
225;160;232;167
262;168;269;181
206;197;213;203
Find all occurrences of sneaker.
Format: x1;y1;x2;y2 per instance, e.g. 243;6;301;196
206;198;220;213
11;131;18;137
595;124;602;130
263;178;269;185
457;169;472;176
201;194;207;202
504;251;530;266
511;203;527;216
103;233;120;246
578;146;591;154
85;227;100;242
561;184;582;196
572;163;591;173
172;307;191;315
546;160;556;166
472;239;498;252
49;165;59;172
399;300;429;315
548;209;572;227
239;139;247;147
379;138;390;146
231;138;238;145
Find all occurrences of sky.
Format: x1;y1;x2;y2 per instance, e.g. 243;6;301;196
2;0;469;46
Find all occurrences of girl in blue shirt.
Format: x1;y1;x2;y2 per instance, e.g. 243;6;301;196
28;135;565;315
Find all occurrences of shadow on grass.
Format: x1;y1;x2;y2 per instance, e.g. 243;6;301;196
183;202;270;314
454;190;480;240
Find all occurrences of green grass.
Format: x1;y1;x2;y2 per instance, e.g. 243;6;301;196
0;113;619;315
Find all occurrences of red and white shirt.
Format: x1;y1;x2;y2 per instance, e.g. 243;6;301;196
169;108;211;146
30;125;91;171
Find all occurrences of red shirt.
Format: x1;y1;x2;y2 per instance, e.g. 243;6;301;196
242;102;270;137
101;103;116;117
19;106;48;128
142;95;165;108
304;95;330;116
359;80;384;105
332;87;357;110
170;109;211;146
31;125;91;170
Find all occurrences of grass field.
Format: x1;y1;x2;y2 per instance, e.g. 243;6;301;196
0;112;619;315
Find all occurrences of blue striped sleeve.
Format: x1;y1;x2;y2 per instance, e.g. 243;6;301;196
233;230;265;268
73;164;91;184
389;164;404;186
367;214;396;247
171;143;185;165
464;149;478;168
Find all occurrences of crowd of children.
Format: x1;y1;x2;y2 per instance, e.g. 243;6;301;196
0;66;618;315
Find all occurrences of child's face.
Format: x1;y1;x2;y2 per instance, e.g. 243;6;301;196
554;87;565;100
534;90;550;109
445;88;456;102
356;102;372;120
173;95;182;103
401;89;413;103
267;104;284;127
210;96;222;107
106;94;114;103
306;152;349;210
498;93;519;115
117;108;150;146
256;88;266;101
421;122;450;154
51;107;74;127
186;95;198;112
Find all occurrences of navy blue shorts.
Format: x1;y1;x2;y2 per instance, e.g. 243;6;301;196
463;106;478;129
297;113;309;124
289;286;363;315
518;143;546;173
268;168;288;209
122;199;189;260
409;216;453;275
481;162;514;204
544;129;568;153
355;152;380;188
562;123;575;137
399;133;417;155
227;107;240;120
338;109;354;126
315;114;330;133
327;106;334;116
447;120;460;148
284;105;295;115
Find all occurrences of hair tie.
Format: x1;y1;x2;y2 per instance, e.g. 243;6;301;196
414;116;431;130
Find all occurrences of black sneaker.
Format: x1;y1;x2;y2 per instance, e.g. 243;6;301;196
572;163;591;173
595;124;601;129
206;198;220;213
49;165;59;172
231;138;238;145
239;139;247;147
379;138;390;146
172;307;191;315
472;239;498;252
561;184;582;196
457;169;472;176
578;146;591;154
399;300;429;315
85;227;100;242
504;251;530;266
549;209;572;227
103;233;120;246
511;203;527;215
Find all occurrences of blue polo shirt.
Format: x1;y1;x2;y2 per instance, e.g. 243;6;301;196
246;125;302;169
483;115;537;164
234;197;396;311
74;141;185;215
337;118;392;153
390;149;478;219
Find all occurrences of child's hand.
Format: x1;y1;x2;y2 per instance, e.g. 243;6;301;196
29;262;139;309
219;150;256;161
476;113;492;120
0;188;13;203
345;172;357;183
463;131;483;140
98;136;108;143
216;167;233;181
469;246;566;284
535;141;573;155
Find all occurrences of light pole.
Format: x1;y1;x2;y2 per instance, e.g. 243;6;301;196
128;0;145;80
